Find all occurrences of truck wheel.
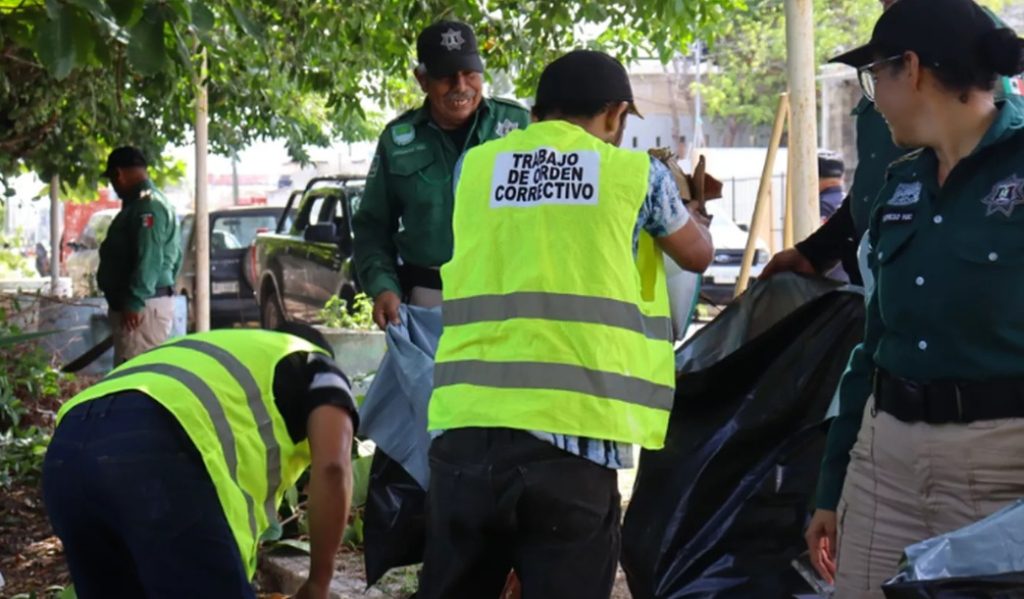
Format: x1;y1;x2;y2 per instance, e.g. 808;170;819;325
260;289;285;330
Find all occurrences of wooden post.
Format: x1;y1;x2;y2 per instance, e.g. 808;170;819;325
195;49;210;332
735;93;789;298
784;103;795;249
785;0;820;241
49;175;61;295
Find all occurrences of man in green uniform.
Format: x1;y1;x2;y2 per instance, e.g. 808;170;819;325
352;21;530;328
97;147;182;364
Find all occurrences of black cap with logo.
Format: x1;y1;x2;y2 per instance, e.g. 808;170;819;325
535;50;642;117
417;21;484;78
830;0;998;69
102;146;147;178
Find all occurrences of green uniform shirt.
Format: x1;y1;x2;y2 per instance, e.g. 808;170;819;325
817;98;1024;510
352;97;530;298
848;99;908;232
815;100;905;510
97;180;182;312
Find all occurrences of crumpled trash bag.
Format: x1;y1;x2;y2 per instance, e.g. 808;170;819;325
623;273;865;599
882;500;1024;598
359;303;441;490
359;304;440;587
665;257;702;344
363;450;428;588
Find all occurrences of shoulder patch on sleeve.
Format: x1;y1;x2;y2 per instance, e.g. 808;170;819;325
141;213;154;228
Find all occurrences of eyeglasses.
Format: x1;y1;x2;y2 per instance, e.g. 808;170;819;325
857;54;904;102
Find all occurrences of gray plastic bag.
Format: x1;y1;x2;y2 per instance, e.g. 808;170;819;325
357;303;442;490
886;499;1024;584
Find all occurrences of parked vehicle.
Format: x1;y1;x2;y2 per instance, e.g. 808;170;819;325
176;205;292;328
65;208;119;297
701;201;770;305
253;176;363;328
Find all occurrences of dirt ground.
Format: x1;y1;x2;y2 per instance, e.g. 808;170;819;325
0;480;70;596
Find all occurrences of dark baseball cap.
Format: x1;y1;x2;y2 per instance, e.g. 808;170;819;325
535;50;642;117
817;150;844;178
417;21;484;78
102;146;147;178
830;0;996;69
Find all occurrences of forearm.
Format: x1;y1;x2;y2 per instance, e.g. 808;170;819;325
305;460;352;585
795;195;856;274
815;344;873;510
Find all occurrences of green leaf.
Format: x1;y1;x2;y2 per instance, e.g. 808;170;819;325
126;5;167;76
107;0;143;27
68;7;98;67
35;4;77;79
268;538;311;554
260;518;283;542
70;0;121;35
44;0;61;19
56;585;77;599
227;2;261;39
342;513;364;547
352;454;372;507
191;1;214;32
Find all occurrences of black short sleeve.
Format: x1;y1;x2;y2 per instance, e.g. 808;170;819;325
273;351;359;443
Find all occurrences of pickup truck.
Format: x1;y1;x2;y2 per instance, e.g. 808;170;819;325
252;176;364;328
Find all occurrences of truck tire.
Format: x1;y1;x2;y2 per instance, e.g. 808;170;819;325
260;288;286;330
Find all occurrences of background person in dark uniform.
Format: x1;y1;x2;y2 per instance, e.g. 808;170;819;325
817;150;846;222
800;1;1024;595
97;147;181;364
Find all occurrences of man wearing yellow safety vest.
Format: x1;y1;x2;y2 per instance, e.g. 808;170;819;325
419;50;714;598
42;323;358;599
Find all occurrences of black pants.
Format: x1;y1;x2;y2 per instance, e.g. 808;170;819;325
42;392;253;598
418;428;621;599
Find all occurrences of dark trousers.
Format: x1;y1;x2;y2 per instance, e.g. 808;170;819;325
418;428;621;599
42;392;253;599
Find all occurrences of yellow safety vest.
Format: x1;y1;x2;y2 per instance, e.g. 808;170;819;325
57;330;328;578
430;119;675;449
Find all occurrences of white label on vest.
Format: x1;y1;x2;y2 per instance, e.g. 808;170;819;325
490;148;600;207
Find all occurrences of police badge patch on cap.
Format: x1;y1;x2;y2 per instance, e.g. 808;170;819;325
982;174;1024;217
391;123;415;146
440;28;465;51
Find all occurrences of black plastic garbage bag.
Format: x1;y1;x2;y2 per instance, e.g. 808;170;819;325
362;450;427;587
882;572;1024;599
882;500;1024;599
622;274;865;599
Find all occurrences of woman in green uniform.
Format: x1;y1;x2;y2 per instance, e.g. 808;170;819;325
803;0;1024;596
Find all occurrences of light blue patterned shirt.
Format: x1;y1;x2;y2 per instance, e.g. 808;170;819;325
450;154;689;469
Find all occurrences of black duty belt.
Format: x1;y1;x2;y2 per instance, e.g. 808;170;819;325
397;263;442;296
153;286;174;297
874;369;1024;424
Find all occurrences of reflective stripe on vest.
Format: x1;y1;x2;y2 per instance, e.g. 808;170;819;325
57;330;324;578
442;292;672;341
431;120;675;449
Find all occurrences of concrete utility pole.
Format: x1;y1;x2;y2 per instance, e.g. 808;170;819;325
784;0;819;241
692;41;704;152
49;175;60;294
195;49;210;332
